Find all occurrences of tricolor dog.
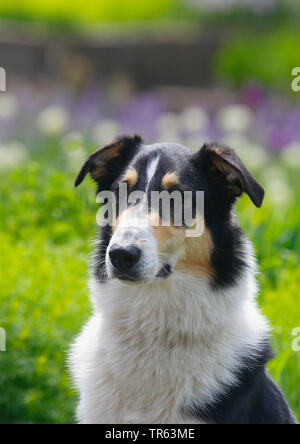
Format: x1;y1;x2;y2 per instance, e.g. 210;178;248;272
70;135;297;424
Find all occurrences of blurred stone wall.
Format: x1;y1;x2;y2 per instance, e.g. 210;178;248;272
0;22;221;90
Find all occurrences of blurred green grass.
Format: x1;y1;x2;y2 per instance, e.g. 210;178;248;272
215;28;300;91
0;0;178;25
0;150;299;424
0;1;298;29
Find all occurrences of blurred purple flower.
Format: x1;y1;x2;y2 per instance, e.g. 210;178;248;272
254;101;300;152
202;122;222;143
118;93;163;141
267;127;292;152
3;76;300;157
72;85;104;131
242;84;265;110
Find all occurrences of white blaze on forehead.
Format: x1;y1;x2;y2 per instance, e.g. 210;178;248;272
146;157;160;192
113;156;161;236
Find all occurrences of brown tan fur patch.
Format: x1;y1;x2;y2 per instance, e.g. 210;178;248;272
112;209;214;280
101;142;122;161
176;225;215;280
90;142;122;180
213;157;243;196
149;212;184;256
91;166;106;181
149;211;214;280
123;168;138;188
210;145;226;156
161;172;179;189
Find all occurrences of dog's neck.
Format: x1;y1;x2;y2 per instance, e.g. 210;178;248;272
86;268;269;422
90;268;269;353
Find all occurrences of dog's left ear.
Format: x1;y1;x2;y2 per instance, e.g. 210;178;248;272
194;143;265;208
75;135;142;190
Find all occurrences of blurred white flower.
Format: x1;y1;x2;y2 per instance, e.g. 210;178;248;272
216;105;254;133
156;112;180;134
180;106;209;133
155;130;182;145
184;135;207;150
280;142;300;170
37;105;70;136
0;93;19;120
65;147;87;172
221;133;248;146
92;119;119;145
0;141;28;170
265;178;293;208
62;131;85;151
155;112;182;143
263;165;288;183
62;132;87;172
262;165;293;206
221;134;269;171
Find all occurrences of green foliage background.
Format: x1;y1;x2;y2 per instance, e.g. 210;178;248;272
0;141;299;424
215;29;300;91
0;0;299;425
0;1;179;25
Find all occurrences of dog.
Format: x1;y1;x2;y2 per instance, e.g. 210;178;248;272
70;135;297;424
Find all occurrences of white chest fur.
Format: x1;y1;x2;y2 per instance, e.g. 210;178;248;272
70;271;269;424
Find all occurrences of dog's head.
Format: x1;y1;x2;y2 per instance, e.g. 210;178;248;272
75;135;264;287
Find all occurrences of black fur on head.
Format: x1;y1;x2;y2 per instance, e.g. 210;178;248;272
193;143;265;208
75;137;265;288
75;135;142;192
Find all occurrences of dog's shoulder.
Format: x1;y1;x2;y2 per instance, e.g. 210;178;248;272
189;343;297;424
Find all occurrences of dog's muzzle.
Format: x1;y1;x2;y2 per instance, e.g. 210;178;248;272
109;244;141;277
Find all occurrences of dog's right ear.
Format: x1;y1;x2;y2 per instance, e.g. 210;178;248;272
75;135;142;191
193;143;265;208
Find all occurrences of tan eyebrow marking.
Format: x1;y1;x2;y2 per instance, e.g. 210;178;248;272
162;172;179;189
123;167;138;188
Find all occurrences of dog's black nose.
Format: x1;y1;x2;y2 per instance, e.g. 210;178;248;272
109;245;141;271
